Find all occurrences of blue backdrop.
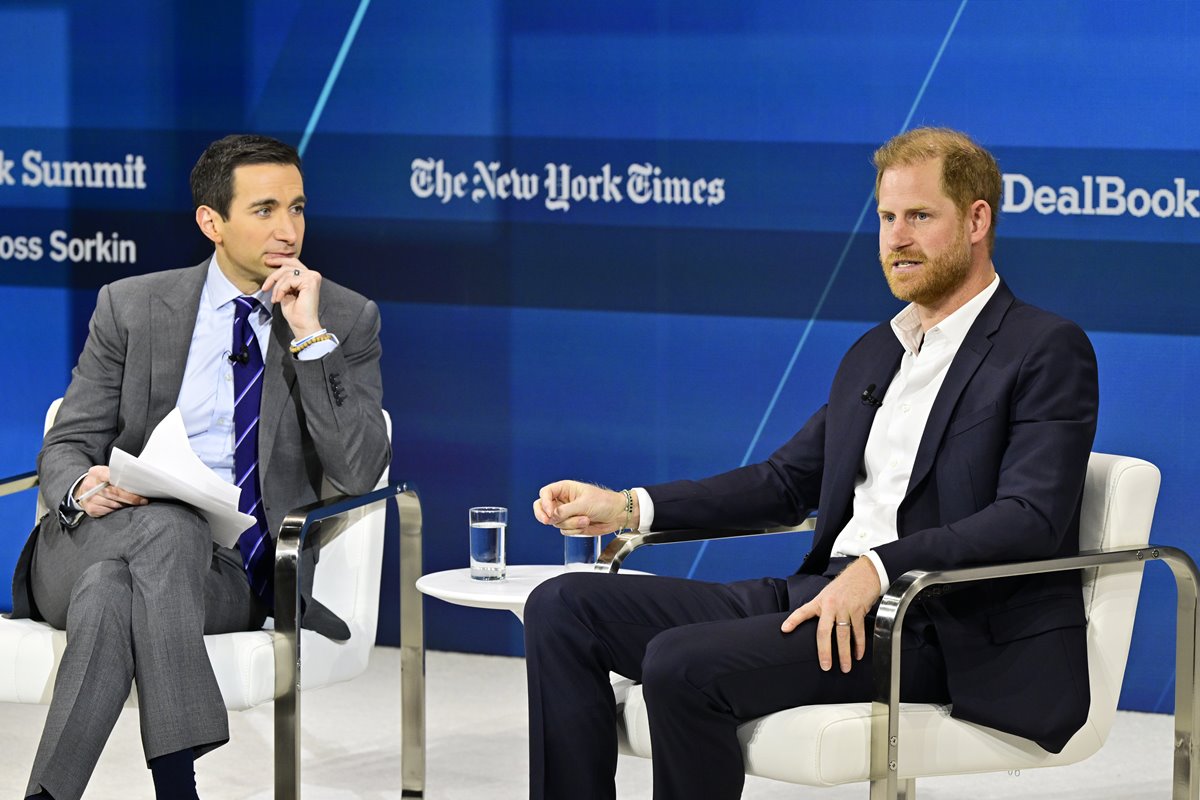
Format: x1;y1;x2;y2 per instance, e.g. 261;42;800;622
0;0;1196;716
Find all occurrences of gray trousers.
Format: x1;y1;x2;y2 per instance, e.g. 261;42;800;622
26;501;267;800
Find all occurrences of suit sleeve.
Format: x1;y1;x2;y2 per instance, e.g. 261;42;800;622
36;284;126;509
873;319;1099;581
290;297;390;495
646;404;826;531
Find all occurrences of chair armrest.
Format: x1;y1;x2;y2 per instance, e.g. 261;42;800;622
0;470;38;497
596;516;816;573
272;481;418;636
868;544;1200;799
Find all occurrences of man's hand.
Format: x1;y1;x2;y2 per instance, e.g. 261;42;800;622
262;257;322;340
780;556;881;673
533;480;637;535
75;465;148;519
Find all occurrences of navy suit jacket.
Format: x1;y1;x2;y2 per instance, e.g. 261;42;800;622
647;281;1099;752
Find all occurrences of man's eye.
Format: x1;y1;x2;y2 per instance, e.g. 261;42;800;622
255;207;271;218
290;205;305;216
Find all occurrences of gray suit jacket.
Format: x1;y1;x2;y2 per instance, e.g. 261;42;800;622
11;261;391;632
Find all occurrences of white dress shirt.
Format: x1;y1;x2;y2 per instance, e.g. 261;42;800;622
635;274;1001;597
831;274;1000;593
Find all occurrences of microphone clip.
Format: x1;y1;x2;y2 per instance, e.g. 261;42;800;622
860;384;883;408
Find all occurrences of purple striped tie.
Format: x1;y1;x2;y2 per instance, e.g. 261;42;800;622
232;296;274;606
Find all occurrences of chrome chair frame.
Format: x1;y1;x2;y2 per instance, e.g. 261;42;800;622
0;471;427;800
597;529;1200;800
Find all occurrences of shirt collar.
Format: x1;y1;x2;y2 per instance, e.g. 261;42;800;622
889;273;1001;356
205;253;272;315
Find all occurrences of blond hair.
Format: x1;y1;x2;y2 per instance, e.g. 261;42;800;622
873;127;1001;253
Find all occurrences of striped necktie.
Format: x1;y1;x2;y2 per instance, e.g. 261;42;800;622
232;296;274;606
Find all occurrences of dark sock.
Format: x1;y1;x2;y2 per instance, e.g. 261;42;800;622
27;792;53;799
149;748;199;800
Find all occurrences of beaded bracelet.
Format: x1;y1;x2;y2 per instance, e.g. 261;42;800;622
289;332;334;355
621;488;633;533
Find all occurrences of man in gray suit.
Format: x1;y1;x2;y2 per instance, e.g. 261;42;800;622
9;135;390;799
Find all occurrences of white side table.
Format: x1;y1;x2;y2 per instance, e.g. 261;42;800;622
417;565;649;621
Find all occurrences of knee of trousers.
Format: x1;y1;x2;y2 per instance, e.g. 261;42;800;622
524;572;607;644
125;503;211;570
67;560;134;633
641;626;718;705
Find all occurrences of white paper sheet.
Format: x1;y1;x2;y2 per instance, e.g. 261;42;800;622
108;408;256;547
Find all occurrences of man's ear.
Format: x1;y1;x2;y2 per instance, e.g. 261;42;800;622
968;199;991;246
195;205;223;245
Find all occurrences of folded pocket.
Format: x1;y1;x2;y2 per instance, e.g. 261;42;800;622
946;401;999;438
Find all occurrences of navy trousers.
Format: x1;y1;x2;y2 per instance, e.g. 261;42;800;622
524;568;950;800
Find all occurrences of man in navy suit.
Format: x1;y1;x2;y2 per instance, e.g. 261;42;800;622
526;127;1098;800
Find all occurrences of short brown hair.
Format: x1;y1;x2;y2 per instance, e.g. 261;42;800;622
190;134;302;219
873;127;1002;254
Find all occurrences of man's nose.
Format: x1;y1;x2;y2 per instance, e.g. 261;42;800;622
275;216;297;243
886;218;912;250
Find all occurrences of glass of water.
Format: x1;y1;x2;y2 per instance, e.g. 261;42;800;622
469;506;507;581
564;533;601;571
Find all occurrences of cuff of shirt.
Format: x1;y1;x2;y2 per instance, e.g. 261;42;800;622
291;329;340;361
65;473;87;512
297;339;338;361
863;550;891;597
57;472;89;528
632;487;654;532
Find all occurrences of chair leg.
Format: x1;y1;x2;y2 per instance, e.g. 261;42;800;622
1167;550;1200;800
868;777;915;800
273;541;303;800
274;668;301;800
399;490;426;796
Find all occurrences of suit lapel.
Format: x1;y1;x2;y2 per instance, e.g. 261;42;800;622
905;282;1014;495
258;308;299;485
147;263;207;442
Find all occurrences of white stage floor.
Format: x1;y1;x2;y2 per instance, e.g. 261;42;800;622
0;647;1176;798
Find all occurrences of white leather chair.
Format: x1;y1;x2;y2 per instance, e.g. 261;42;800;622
0;399;427;799
604;453;1200;799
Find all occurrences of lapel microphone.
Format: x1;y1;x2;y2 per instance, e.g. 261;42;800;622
860;384;883;407
228;346;250;366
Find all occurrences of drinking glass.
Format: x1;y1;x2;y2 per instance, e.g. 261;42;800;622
564;533;601;571
469;506;507;581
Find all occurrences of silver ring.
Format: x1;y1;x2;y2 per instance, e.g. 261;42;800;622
835;621;851;627
293;269;301;276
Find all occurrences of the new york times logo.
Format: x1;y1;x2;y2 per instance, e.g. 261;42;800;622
1003;173;1200;218
410;158;726;212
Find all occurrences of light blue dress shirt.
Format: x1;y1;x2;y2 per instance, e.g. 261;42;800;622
177;255;335;483
66;254;337;510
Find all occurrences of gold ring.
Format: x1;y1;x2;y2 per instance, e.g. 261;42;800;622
835;621;851;627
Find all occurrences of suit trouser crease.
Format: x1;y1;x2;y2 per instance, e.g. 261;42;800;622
27;503;265;800
524;572;949;800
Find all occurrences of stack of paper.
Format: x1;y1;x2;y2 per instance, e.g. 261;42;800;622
108;408;256;547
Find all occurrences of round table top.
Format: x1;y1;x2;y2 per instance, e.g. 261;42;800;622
416;565;649;613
